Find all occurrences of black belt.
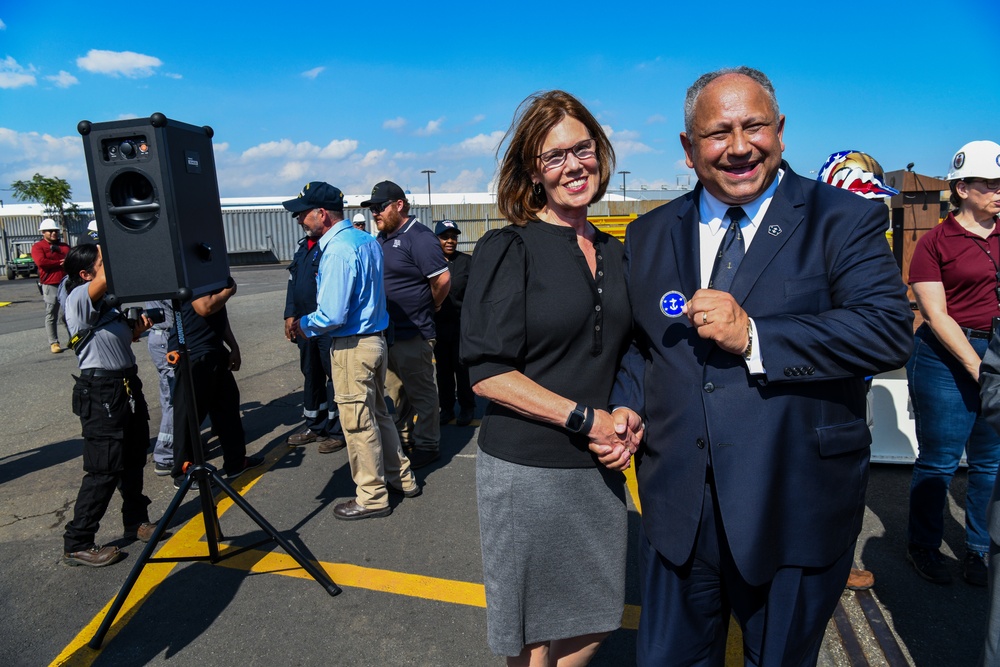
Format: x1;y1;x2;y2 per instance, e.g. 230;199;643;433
80;366;137;378
961;327;992;340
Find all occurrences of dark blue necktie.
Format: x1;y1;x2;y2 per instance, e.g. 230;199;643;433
709;206;746;292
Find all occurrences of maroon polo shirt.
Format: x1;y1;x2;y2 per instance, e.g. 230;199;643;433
909;212;1000;330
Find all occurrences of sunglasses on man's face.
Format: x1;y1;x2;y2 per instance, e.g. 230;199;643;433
369;200;397;215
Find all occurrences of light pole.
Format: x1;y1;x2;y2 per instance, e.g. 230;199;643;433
618;170;630;202
421;169;436;209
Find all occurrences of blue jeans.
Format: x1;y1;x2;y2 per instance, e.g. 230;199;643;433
907;325;1000;553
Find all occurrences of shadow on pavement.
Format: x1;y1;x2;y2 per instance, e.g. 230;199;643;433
862;464;988;665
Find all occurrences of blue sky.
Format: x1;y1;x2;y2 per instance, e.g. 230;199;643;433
1;0;998;203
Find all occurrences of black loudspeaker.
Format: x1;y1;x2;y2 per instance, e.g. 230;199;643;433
78;113;230;305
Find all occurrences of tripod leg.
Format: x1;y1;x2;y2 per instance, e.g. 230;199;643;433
209;470;341;596
88;473;196;649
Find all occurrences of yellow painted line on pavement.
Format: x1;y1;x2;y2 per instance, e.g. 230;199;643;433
0;301;11;307
214;546;644;630
624;464;641;513
50;447;671;665
49;458;274;667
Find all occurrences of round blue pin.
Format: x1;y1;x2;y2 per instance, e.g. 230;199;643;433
660;290;686;317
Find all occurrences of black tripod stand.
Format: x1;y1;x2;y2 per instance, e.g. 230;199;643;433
89;299;341;649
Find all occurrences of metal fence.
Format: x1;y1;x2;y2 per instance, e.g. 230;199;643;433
1;199;664;271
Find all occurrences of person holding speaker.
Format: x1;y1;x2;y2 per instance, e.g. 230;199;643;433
169;278;263;487
61;243;160;567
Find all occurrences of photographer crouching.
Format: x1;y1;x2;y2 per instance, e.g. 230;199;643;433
61;243;161;567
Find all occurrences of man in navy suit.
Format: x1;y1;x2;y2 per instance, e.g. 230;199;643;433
611;67;913;665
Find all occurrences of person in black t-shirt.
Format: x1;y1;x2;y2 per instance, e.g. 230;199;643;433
169;279;262;486
433;220;475;426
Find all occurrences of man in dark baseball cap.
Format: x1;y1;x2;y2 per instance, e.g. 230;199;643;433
282;181;345;214
360;180;407;209
281;181;347;453
365;179;450;469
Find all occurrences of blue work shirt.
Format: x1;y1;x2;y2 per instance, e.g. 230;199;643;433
299;219;389;338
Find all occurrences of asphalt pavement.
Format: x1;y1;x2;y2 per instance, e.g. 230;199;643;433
0;265;990;667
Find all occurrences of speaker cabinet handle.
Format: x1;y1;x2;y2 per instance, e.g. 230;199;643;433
108;203;161;214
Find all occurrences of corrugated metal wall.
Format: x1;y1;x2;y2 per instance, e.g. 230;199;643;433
0;211;94;265
0;200;666;269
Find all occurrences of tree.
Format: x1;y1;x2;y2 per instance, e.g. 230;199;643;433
9;173;79;228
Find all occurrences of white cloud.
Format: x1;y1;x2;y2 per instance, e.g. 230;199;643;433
302;66;325;79
0;128;81;162
383;117;407;130
470;114;486;124
415;118;444;136
0;19;6;30
165;72;182;80
647;114;667;124
45;70;78;88
441;168;486;192
240;138;358;162
278;161;311;183
76;49;162;78
674;158;693;172
213;142;230;154
446;131;504;157
319;139;357;159
603;125;655;159
0;56;36;89
392;151;418;160
241;139;311;160
0;128;89;201
360;149;386;167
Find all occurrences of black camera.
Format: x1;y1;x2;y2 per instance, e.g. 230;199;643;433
124;306;166;329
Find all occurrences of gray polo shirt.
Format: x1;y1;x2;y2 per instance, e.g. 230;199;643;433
65;285;136;371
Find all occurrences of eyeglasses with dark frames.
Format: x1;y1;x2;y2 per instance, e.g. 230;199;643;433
966;178;1000;191
536;138;597;169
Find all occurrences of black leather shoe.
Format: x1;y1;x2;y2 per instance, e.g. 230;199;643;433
456;407;474;426
407;449;440;470
63;545;125;567
964;550;989;587
333;499;392;521
388;484;422;498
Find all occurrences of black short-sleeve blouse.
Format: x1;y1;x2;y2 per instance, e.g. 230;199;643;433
460;221;632;468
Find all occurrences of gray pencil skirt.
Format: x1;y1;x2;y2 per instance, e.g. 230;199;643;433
476;449;628;657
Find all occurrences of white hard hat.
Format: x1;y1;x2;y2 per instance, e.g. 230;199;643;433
87;219;98;232
39;218;59;232
947;140;1000;181
352;213;366;224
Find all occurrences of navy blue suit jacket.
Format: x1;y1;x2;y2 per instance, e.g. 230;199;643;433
612;164;913;586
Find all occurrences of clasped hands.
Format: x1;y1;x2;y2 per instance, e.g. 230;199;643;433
587;407;645;472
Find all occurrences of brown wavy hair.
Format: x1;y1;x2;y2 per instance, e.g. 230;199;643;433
495;90;615;226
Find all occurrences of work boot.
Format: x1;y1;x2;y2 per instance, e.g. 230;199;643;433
907;545;952;584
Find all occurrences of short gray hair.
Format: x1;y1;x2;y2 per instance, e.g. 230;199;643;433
683;66;780;136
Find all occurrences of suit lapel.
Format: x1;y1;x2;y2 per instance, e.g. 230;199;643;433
671;189;701;300
729;164;806;303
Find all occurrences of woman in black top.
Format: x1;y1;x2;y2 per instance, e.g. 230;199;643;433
462;90;638;665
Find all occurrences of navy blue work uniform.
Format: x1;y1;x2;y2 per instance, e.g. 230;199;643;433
285;237;342;438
